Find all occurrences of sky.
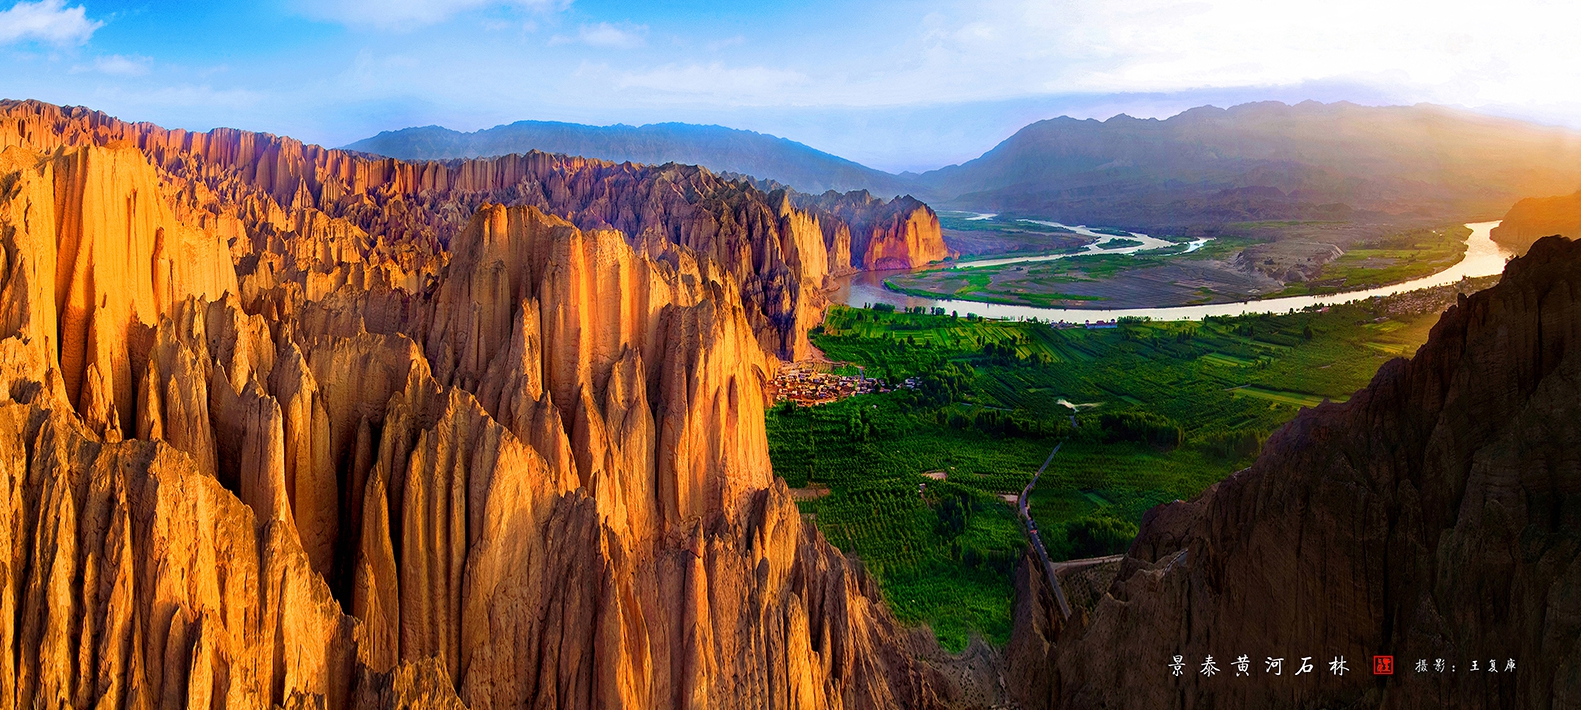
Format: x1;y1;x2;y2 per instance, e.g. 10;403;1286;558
2;0;1581;172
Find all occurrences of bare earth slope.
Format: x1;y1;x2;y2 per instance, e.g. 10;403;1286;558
1009;235;1581;708
0;102;951;707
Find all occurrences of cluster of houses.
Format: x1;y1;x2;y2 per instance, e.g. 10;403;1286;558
768;363;919;407
1377;282;1486;318
1052;319;1120;330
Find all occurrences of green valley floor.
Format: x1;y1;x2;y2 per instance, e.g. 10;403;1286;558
766;275;1497;652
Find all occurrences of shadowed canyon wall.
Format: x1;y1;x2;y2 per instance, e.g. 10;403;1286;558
0;103;951;708
1008;235;1581;709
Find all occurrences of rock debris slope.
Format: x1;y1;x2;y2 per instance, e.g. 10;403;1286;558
1008;235;1581;709
0;103;950;708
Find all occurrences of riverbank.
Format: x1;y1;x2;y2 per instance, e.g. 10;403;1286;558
833;221;1511;321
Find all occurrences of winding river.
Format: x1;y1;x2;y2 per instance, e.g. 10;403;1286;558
831;221;1516;322
954;221;1182;269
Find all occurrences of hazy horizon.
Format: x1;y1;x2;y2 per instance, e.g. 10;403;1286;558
342;94;1581;176
4;0;1581;172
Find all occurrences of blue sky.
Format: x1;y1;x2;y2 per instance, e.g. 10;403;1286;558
3;0;1580;172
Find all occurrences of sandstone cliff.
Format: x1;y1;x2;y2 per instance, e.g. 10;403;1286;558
0;100;948;361
794;191;948;271
1009;236;1581;708
1490;190;1581;253
0;109;951;708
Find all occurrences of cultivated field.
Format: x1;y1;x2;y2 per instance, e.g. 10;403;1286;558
767;276;1497;650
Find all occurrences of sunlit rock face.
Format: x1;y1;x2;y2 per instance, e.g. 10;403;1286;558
1008;236;1581;709
792;191;948;271
0;101;951;708
1492;190;1581;253
0;99;947;362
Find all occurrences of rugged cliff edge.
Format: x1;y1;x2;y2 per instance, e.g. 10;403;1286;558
1491;191;1581;253
0;99;947;362
1008;235;1581;708
0;106;953;707
792;191;949;271
343;120;918;197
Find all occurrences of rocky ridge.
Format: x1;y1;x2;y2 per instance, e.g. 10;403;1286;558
0;104;952;707
0;99;947;362
343;120;918;197
791;191;950;271
1008;235;1581;708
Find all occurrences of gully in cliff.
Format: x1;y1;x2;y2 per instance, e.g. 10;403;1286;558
0;102;952;709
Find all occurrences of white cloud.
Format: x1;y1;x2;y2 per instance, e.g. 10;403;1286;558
0;0;100;45
23;0;1581;175
705;35;746;51
296;0;568;29
891;0;1581;110
549;22;646;48
92;54;150;76
577;21;643;48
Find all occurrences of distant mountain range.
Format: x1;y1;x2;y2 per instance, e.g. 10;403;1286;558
344;121;916;196
350;102;1581;229
909;101;1581;228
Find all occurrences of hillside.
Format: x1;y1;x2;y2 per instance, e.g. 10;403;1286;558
346;120;917;196
1491;189;1581;252
915;101;1581;229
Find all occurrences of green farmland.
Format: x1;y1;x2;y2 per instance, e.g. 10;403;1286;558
766;276;1496;652
1272;225;1471;296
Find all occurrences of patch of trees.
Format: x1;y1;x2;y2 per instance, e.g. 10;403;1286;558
1057;515;1139;559
945;408;1071;438
845;407;879;442
1097;411;1184;448
974;336;1049;366
1224;314;1311;347
956;542;1018;576
982;340;1015;358
934;487;972;539
922;483;1017;575
1198;427;1267;460
916;362;973;406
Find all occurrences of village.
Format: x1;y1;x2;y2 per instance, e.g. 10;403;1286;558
767;361;918;407
1052;319;1119;330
